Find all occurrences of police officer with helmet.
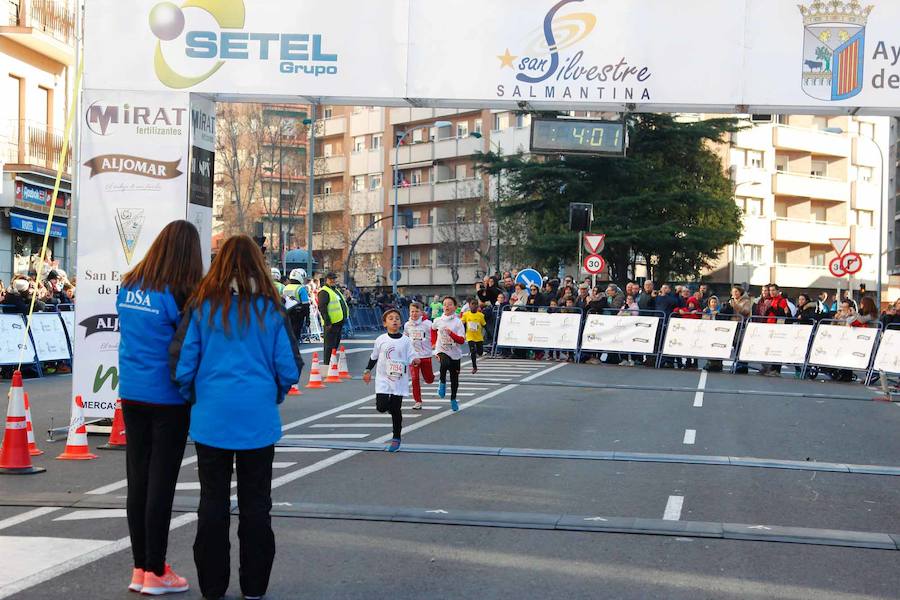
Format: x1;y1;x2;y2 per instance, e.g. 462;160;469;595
317;272;349;365
283;268;310;339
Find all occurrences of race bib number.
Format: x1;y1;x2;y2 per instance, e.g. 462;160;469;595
387;360;404;380
411;330;424;341
467;321;480;332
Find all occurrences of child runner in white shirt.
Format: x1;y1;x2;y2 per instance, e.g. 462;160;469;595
431;296;466;412
363;309;419;452
403;302;435;411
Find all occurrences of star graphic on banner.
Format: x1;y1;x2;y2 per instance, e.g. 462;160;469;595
497;48;517;69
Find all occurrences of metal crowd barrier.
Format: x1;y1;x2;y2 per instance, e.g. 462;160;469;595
579;309;668;367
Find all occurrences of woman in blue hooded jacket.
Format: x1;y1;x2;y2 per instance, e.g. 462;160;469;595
170;234;302;600
117;220;203;595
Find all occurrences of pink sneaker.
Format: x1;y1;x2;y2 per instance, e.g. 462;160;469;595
129;568;144;592
141;565;189;595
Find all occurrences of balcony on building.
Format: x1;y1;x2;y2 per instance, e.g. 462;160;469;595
434;133;483;160
349;148;384;175
350;189;383;214
312;230;346;250
398;224;434;246
850;224;877;256
434;177;484;202
851;136;882;168
850;180;880;211
391;141;434;166
312;193;346;213
490;125;533;155
771;218;847;244
395;182;433;205
317;155;346;175
771;172;849;202
772;125;850;157
349;108;384;134
259;166;306;183
390;108;461;126
350;227;383;253
318;116;346;137
4;119;71;174
1;0;75;64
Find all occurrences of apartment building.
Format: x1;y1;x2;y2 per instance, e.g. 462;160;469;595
0;0;75;282
706;114;896;303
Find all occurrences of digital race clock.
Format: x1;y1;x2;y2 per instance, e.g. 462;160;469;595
529;118;626;156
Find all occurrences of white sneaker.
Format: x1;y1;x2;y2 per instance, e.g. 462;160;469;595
412;402;423;410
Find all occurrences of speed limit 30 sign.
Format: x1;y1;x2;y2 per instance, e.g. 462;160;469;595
583;254;606;275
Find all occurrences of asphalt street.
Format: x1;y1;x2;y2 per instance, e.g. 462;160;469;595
1;338;898;599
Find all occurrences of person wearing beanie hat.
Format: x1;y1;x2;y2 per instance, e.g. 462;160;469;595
6;276;45;315
43;270;67;307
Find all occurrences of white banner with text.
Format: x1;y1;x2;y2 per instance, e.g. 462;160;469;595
496;311;580;351
737;322;815;365
808;324;878;371
580;314;660;354
662;319;739;360
873;329;900;374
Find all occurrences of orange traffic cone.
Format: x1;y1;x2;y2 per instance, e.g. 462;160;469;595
0;371;45;474
99;399;126;450
24;392;42;456
305;352;326;389
287;383;302;396
57;396;98;460
338;346;351;380
324;350;342;383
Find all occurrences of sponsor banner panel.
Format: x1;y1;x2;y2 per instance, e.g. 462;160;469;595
30;313;71;362
75;89;190;418
737;322;815;365
662;319;739;360
0;314;37;366
808;324;878;371
873;329;900;374
497;310;580;351
580;314;660;354
188;95;216;270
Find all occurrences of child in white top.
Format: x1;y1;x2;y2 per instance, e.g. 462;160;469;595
363;309;419;451
403;302;435;410
431;296;466;411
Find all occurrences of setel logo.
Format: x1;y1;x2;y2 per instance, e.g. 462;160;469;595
150;0;339;89
496;0;652;102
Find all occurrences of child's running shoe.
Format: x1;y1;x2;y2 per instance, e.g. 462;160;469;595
437;382;446;398
140;565;189;595
129;568;145;592
412;402;423;410
387;438;401;452
471;367;478;374
450;399;459;412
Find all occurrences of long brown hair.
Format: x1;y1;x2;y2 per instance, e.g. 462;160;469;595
188;234;281;335
121;220;203;308
859;296;878;318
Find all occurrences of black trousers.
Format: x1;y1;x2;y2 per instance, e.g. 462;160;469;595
468;341;483;369
122;401;190;576
437;353;461;400
376;394;403;439
194;443;275;600
323;323;343;364
288;304;310;339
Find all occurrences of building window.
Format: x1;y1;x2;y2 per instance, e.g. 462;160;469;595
737;244;762;265
858;166;873;183
775;155;788;172
352;176;365;193
854;209;874;227
322;182;333;194
456;122;468;138
412;211;422;226
859;121;875;139
371;134;382;150
813;116;829;130
412;129;423;143
492;113;509;131
409;250;421;268
736;196;763;217
369;174;382;190
323;143;333;158
323;106;333;119
774;249;788;264
411;170;421;185
810;248;828;267
745;150;764;169
474;119;483;134
353;136;365;153
515;113;527;128
776;115;789;125
810;160;827;178
812;204;827;223
455;164;467;180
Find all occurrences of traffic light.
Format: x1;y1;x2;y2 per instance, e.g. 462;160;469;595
253;222;267;255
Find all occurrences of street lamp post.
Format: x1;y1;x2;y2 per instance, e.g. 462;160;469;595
471;131;502;275
392;120;452;296
825;127;886;308
302;105;317;279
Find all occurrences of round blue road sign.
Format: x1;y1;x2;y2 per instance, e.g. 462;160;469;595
515;268;543;289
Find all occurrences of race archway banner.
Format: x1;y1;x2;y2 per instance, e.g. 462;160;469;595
84;0;900;114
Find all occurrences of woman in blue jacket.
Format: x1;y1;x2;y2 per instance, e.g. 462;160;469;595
117;220;203;595
171;234;302;600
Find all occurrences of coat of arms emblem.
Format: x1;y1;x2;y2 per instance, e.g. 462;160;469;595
799;0;873;101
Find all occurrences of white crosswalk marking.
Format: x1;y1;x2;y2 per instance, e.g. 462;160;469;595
310;423;394;428
53;510;128;522
336;414;421;418
282;433;370;439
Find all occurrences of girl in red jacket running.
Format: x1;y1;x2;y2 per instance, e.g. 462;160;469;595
431;297;466;412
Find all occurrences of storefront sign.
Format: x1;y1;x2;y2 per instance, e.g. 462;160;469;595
15;181;69;209
10;213;68;238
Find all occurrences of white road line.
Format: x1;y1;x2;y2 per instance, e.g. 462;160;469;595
0;361;565;599
682;429;696;445
336;414;421;419
0;508;61;532
359;406;441;410
421;392;475;397
274;447;332;453
693;370;707;408
282;433;370;439
310;423;393;428
299;347;370;356
87;454;199;496
272;462;297;469
53;510;128;522
175;482;201;491
663;495;684;521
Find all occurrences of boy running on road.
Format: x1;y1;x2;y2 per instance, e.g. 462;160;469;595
404;302;435;411
460;297;486;374
432;297;466;412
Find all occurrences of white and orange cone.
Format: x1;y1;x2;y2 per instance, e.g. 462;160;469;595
99;399;126;450
57;396;98;461
324;350;342;383
337;346;351;380
24;392;42;456
0;371;45;474
287;382;302;396
305;352;326;389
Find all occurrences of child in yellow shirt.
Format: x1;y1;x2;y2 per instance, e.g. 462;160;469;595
460;298;487;374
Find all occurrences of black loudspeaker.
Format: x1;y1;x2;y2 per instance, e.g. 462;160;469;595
569;203;593;232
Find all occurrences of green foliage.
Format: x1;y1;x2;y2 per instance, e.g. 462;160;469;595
476;114;745;282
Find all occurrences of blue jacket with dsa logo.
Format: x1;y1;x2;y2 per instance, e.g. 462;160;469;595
116;284;185;405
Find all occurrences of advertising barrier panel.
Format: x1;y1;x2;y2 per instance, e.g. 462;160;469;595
580;314;661;354
30;313;72;362
808;324;878;371
737;322;815;365
496;309;580;351
873;328;900;374
662;318;739;360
